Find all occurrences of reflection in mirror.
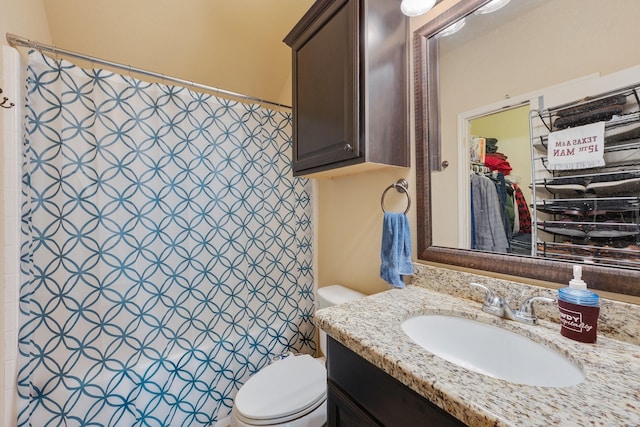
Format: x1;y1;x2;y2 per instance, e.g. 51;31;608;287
415;0;640;297
462;105;532;255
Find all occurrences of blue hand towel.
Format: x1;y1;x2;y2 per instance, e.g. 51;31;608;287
380;212;413;288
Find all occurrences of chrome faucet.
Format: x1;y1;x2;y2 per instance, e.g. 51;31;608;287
469;282;555;325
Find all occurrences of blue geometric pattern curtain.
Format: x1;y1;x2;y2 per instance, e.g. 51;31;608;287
18;51;314;426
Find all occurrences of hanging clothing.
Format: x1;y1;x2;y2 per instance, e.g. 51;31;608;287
484;152;513;175
512;183;532;233
512;194;521;236
470;174;509;253
493;173;510;240
485;137;499;153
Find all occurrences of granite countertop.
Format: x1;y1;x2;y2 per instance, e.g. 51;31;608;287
314;285;640;427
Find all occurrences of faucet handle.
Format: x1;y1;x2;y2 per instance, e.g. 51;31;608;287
469;282;498;303
469;282;504;315
515;296;556;325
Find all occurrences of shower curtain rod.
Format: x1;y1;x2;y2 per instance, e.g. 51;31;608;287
6;33;292;110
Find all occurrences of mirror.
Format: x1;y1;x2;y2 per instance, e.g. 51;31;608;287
415;0;640;297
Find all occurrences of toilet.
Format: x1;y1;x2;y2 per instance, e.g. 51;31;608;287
230;285;365;427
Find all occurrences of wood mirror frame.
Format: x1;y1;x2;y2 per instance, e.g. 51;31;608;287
414;0;640;297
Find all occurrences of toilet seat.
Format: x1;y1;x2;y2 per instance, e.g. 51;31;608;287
233;354;326;426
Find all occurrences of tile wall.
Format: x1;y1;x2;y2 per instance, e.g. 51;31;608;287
3;45;23;427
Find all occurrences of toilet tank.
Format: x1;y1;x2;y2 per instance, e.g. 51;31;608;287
317;285;365;309
317;285;365;355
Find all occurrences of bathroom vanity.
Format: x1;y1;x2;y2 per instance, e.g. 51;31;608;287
326;336;464;426
315;265;640;426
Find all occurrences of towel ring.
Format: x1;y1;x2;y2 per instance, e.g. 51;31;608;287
381;179;411;214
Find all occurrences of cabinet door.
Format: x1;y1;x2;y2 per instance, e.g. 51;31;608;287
327;381;382;427
327;337;467;427
291;0;359;175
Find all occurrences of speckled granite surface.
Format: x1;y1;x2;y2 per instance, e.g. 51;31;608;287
411;264;640;346
314;265;640;426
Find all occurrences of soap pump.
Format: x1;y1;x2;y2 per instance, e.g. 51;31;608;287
558;265;600;343
569;265;587;289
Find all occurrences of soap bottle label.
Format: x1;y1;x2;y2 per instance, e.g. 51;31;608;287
558;300;599;343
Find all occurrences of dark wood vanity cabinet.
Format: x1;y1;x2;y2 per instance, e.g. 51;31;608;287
283;0;409;177
326;337;466;427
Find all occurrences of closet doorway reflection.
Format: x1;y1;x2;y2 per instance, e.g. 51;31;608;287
462;104;533;255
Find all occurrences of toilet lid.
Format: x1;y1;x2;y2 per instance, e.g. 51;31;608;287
234;354;326;423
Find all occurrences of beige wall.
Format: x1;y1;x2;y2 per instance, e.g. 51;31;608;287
316;168;415;295
41;0;312;107
1;0;52;44
315;0;461;295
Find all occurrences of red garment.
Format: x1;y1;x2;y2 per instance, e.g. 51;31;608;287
487;152;508;161
512;183;531;233
484;154;512;175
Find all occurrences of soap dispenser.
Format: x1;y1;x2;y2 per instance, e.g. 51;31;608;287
558;265;600;343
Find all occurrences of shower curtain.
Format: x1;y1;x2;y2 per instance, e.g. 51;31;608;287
18;51;314;426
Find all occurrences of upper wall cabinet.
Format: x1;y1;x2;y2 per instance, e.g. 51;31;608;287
284;0;409;178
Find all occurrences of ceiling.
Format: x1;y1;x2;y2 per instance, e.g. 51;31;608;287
41;0;315;105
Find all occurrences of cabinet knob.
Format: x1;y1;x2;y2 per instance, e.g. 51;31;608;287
344;143;354;152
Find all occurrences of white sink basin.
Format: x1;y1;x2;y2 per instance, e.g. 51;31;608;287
401;315;585;387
